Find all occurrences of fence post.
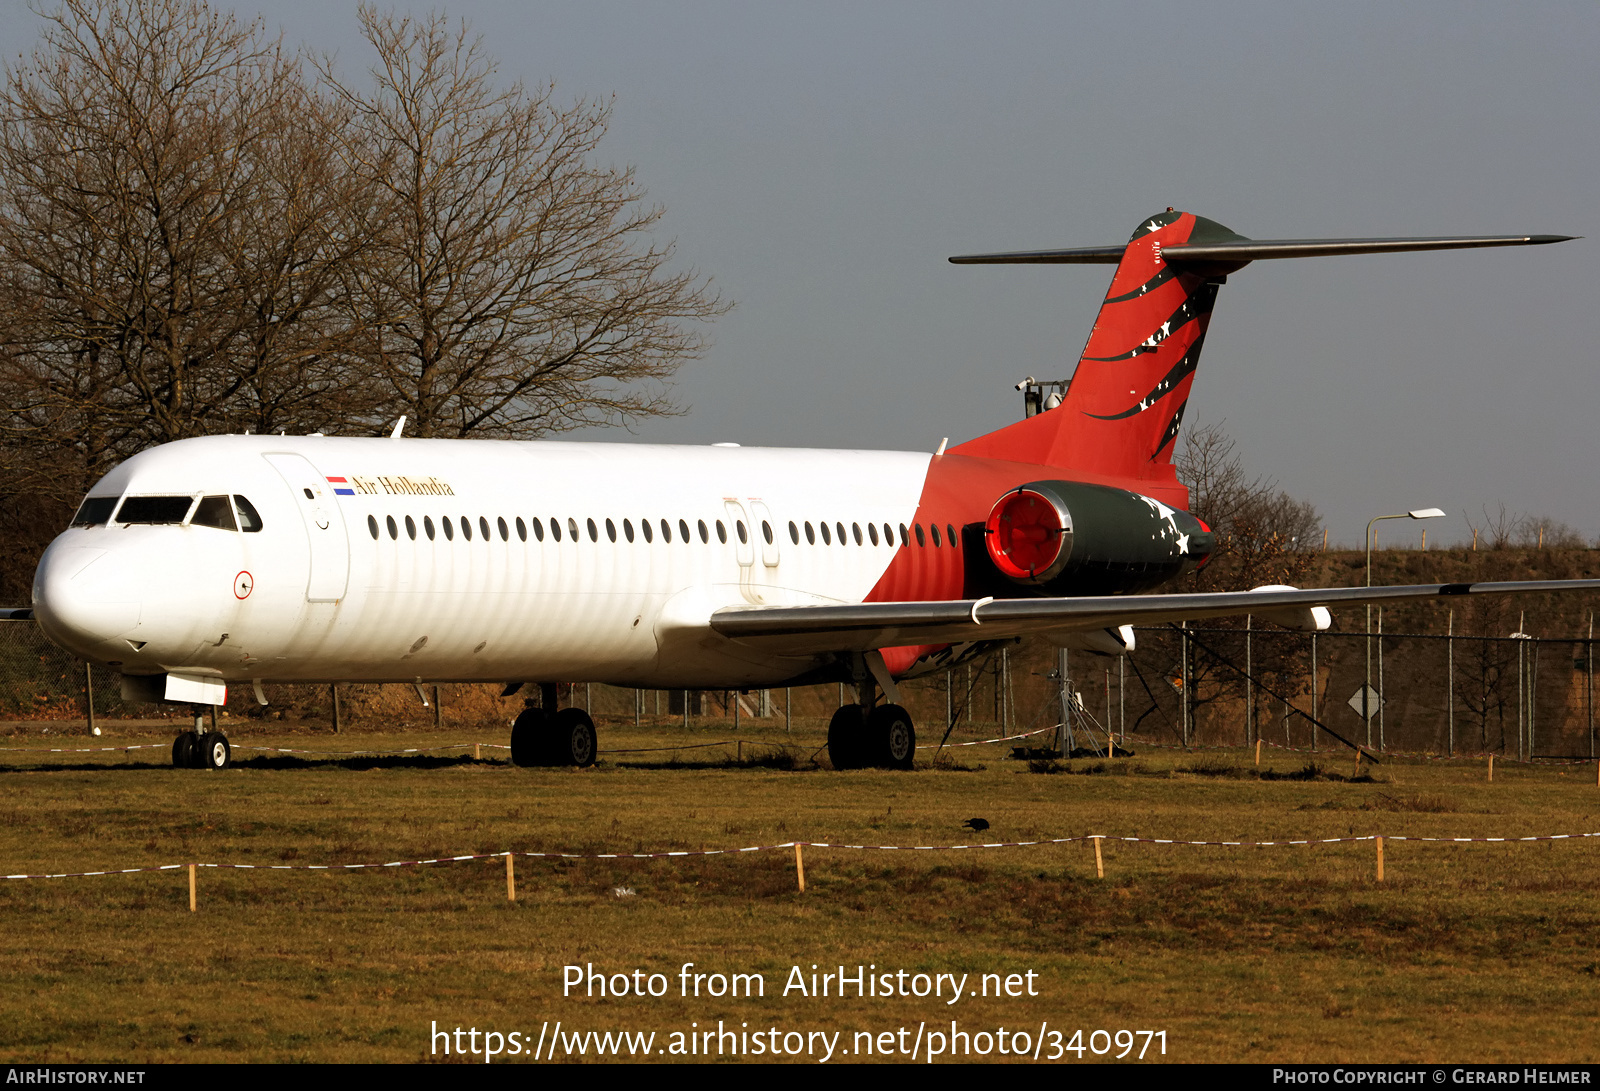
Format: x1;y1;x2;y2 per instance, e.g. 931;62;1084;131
1092;836;1105;879
1488;754;1494;783
1255;739;1261;767
1375;836;1384;882
188;864;197;912
794;843;806;893
85;662;96;736
505;853;516;902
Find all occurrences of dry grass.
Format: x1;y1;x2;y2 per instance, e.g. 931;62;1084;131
1;720;1598;1063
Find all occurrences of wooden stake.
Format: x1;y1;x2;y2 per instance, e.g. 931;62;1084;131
1488;754;1494;783
794;843;806;893
1353;747;1362;779
474;742;481;761
1255;739;1262;767
1375;836;1384;882
188;864;197;912
1093;836;1105;879
505;853;516;902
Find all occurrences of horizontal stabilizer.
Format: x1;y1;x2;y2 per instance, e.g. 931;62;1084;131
711;579;1600;657
949;234;1575;265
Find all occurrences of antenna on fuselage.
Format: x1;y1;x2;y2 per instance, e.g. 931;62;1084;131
390;416;406;440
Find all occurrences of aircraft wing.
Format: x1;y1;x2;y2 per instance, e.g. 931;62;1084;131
710;580;1600;656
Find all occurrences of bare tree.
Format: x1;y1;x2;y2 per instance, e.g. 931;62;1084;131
321;7;727;439
0;0;370;495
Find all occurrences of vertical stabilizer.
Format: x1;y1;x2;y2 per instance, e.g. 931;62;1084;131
950;210;1239;501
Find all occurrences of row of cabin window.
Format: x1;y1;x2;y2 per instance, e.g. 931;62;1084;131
365;513;962;550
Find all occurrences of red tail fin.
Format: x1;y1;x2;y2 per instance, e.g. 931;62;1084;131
950;210;1241;503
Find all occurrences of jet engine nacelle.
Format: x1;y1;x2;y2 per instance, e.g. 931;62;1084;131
983;480;1214;596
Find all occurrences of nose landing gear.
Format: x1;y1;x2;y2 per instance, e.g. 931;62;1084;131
171;708;230;769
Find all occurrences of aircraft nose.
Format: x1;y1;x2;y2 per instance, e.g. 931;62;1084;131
32;541;142;653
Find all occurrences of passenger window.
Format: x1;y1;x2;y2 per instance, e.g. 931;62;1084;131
515;517;526;542
789;521;800;545
852;522;863;545
460;516;472;541
551;518;562;542
762;521;773;545
587;518;598;542
835;522;846;546
640;519;652;543
568;517;580;540
931;524;941;547
118;495;194;524
677;519;689;542
191;496;237;531
883;523;893;545
948;524;958;548
443;516;454;541
605;518;617;543
367;515;379;539
899;524;909;546
425;515;436;540
820;522;831;545
915;523;925;546
479;516;491;540
69;496;118;527
662;519;673;543
497;516;508;541
697;519;709;543
716;520;727;544
386;515;398;540
805;521;815;545
735;521;747;544
531;518;544;542
867;523;879;546
405;515;417;540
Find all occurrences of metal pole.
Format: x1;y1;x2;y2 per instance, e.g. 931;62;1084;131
945;669;952;737
683;690;690;729
85;662;95;736
331;683;340;734
1181;624;1191;745
1447;610;1454;756
1377;609;1385;751
1310;633;1318;751
433;685;442;729
785;687;792;733
1589;613;1594;760
1057;646;1069;756
733;690;740;731
1246;614;1253;746
635;689;640;726
1118;656;1125;747
1001;646;1010;732
1530;641;1539;759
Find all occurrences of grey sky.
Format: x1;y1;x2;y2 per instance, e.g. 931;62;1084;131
6;2;1593;547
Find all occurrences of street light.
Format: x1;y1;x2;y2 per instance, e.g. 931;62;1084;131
1364;508;1447;747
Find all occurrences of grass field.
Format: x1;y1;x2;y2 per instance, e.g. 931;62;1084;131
2;717;1598;1064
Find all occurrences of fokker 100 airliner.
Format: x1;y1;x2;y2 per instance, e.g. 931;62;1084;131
26;210;1588;771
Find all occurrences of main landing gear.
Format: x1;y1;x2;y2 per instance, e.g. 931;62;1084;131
510;684;598;767
171;708;230;770
827;654;916;771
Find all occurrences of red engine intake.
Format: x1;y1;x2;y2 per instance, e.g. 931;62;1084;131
984;487;1073;583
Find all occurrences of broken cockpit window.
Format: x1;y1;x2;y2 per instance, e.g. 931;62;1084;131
116;495;195;524
69;496;119;527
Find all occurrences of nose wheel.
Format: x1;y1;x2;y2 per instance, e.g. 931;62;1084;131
172;709;230;769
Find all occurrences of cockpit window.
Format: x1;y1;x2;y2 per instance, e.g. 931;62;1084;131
70;496;119;527
233;495;263;533
116;495;195;524
191;495;237;531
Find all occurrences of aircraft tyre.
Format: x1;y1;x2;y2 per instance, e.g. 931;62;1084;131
827;704;867;770
510;707;545;767
198;732;231;770
866;703;916;770
172;733;195;768
549;708;598;767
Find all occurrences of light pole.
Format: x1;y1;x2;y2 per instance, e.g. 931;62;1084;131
1365;508;1446;747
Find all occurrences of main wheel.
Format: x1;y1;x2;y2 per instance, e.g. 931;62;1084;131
866;703;916;770
172;733;194;768
197;732;231;770
549;708;598;767
827;704;866;770
510;707;545;767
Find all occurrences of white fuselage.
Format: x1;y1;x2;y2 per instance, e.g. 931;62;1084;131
33;435;941;694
